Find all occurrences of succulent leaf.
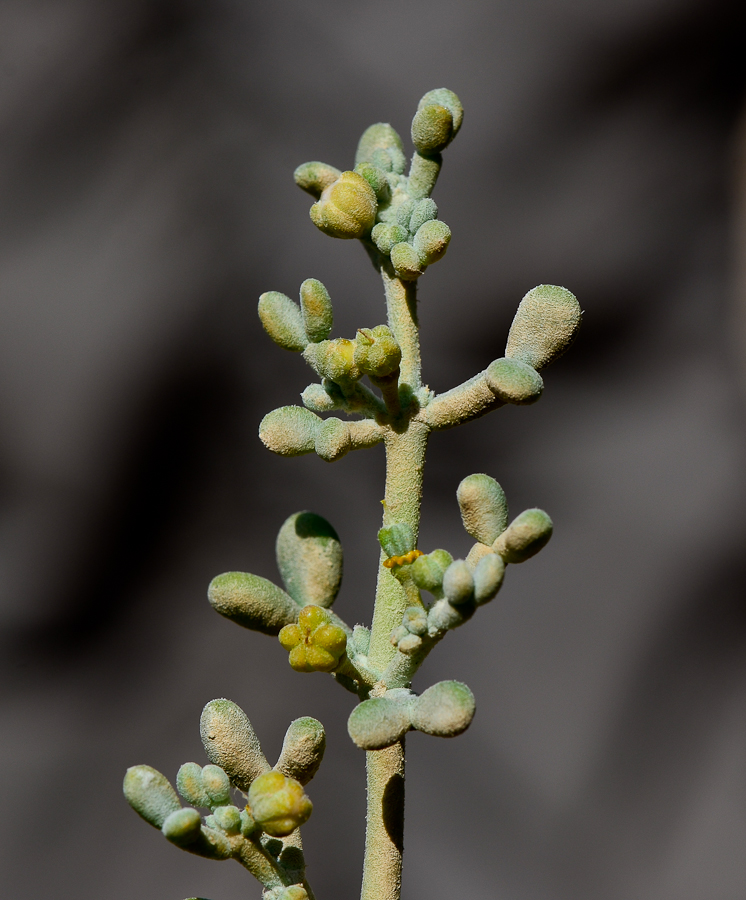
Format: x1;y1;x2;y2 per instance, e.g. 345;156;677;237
457;474;508;545
410;681;475;737
259;406;321;456
299;279;333;343
485;357;543;404
274;717;326;785
123;765;181;829
200;699;271;792
347;696;412;750
493;509;553;563
505;284;581;370
276;511;343;608
258;292;308;352
208;572;300;635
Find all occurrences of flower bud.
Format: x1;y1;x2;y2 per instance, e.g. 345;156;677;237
390;241;424;280
347;695;413;750
457;474;508;545
200;699;271;792
293;161;342;198
442;560;474;605
371;222;409;255
397;633;422;654
259;406;321;456
299;279;333;343
412;103;454;154
410;550;451;593
485;357;543;404
402;606;428;636
303;338;361;383
279;606;347;673
310;171;377;239
258;292;308;352
123;765;181;829
413;219;451;265
417;88;463;137
276;511;342;609
274;717;326;785
212;804;242;835
505;284;581;370
493;509;553;563
208;572;300;635
472;553;505;604
410;680;475;737
176;763;210;808
248;771;312;837
201;765;231;807
354;326;401;378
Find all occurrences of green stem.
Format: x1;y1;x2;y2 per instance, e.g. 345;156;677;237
360;266;429;900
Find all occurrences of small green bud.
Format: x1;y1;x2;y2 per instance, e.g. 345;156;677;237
390;624;409;645
351;624;371;655
473;553;505;604
355;123;405;170
412;219;451;265
276;511;342;608
299;279;333;343
123;765;181;829
371;222;409;255
301;383;337;412
408;198;438;235
176;763;210;808
427;598;466;632
457;474;509;545
347;696;412;750
442;560;474;605
485;357;543;404
417;88;463;136
310;171;377;239
354;326;401;378
505;285;581;370
390;241;424;280
201;765;231;807
240;807;257;836
208;572;300;635
258;292;308;352
200;699;271;793
378;522;415;557
410;681;475;737
259;406;321;456
213;805;242;835
275;717;326;785
248;771;312;837
410;551;450;593
397;633;423;654
314;417;352;461
293;161;342;198
403;606;428;636
279;605;347;673
162;807;201;845
354;162;391;200
494;509;553;563
412;103;453;154
303;338;361;383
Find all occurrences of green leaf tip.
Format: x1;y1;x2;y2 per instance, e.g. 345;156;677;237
279;605;347;673
258;291;308;353
310;171;378;239
486;357;544;404
260;406;321;456
207;571;299;635
299;278;333;343
505;285;581;370
248;770;312;837
409;680;475;737
457;474;508;545
276;511;343;607
378;522;416;557
200;699;271;793
123;765;181;829
274;717;326;785
494;508;553;563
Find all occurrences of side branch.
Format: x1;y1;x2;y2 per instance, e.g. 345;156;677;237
420;371;504;430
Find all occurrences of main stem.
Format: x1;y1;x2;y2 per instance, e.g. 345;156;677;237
360;270;428;900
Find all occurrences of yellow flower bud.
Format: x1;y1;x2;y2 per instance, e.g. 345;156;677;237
309;171;377;239
278;606;347;673
247;770;312;837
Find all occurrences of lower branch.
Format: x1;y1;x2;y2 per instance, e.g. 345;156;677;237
360;741;405;900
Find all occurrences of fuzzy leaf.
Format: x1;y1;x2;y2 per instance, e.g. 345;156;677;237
200;699;271;792
208;572;299;635
276;511;342;608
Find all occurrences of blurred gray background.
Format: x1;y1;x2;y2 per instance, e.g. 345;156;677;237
2;1;745;898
